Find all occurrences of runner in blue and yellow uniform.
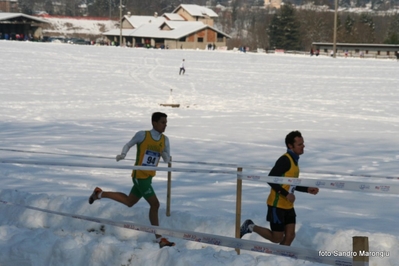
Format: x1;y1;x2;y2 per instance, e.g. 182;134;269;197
88;112;175;248
240;131;319;246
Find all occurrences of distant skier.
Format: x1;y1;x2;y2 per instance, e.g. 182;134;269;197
179;59;185;75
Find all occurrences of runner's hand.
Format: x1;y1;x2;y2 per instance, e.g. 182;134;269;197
287;193;296;203
116;154;125;161
308;187;319;195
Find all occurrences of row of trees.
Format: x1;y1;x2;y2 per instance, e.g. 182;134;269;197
219;4;399;51
17;0;194;17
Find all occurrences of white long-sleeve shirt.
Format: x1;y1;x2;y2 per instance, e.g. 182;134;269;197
120;129;170;163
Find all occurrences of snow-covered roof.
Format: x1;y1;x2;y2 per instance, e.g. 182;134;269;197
172;4;218;18
124;15;166;28
103;5;228;40
102;29;135;36
103;20;230;40
135;21;206;39
0;12;49;23
163;13;185;21
162;21;204;31
161;20;231;38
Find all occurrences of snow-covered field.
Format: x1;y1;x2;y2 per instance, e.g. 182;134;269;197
0;40;398;266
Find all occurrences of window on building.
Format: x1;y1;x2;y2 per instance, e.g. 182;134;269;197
198;37;203;42
377;51;380;55
387;51;390;55
179;37;186;42
217;33;224;42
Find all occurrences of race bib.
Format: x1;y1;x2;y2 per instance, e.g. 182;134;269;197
141;150;161;166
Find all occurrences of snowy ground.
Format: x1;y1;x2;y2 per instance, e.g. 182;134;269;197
0;40;398;266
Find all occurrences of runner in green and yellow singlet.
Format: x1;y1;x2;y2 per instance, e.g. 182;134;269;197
89;112;175;248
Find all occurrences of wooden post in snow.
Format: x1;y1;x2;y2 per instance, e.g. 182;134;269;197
166;156;172;217
353;236;369;266
235;167;243;254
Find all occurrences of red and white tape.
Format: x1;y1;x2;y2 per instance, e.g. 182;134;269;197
0;200;352;266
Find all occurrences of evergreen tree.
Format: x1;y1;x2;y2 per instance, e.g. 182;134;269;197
18;0;36;14
384;14;399;44
356;13;375;43
342;14;355;42
344;15;355;35
268;4;301;50
43;0;54;15
87;0;111;17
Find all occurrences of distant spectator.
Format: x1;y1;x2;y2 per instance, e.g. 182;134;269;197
359;51;364;58
315;49;319;56
310;48;314;56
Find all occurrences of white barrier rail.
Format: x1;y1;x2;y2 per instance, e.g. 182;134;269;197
241;174;399;195
0;148;118;160
174;161;399;180
1;148;397;180
0;200;352;266
0;159;236;174
1;159;399;195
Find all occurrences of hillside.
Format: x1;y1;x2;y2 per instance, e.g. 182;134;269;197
40;16;118;40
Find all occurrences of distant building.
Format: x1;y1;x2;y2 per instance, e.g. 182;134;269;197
264;0;282;9
312;42;399;59
0;12;49;40
103;4;230;49
0;0;19;12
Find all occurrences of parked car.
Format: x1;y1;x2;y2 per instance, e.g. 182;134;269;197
67;38;89;45
48;37;66;43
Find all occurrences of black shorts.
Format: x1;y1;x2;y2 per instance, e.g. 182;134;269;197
266;206;296;232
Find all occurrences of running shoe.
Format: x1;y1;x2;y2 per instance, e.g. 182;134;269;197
88;187;102;204
240;219;254;238
159;238;175;248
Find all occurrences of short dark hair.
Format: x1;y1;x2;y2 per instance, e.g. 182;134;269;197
285;131;302;148
152;112;167;122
